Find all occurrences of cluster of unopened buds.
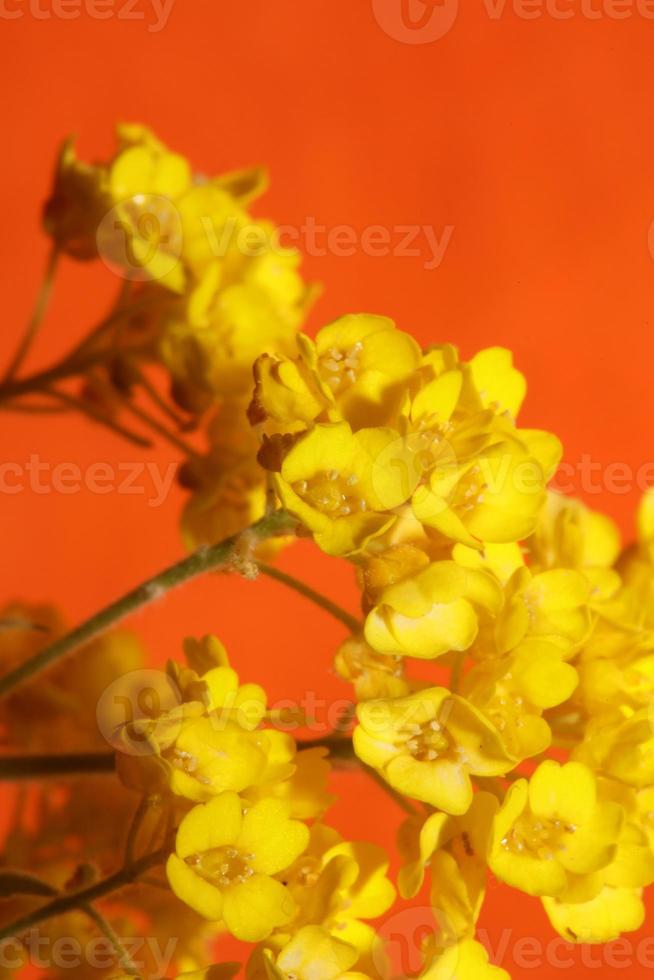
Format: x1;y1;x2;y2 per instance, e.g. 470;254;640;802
0;125;653;979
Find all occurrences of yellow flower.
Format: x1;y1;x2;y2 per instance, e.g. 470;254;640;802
299;314;421;428
420;940;509;980
116;705;294;803
489;761;623;897
412;435;560;549
44;124;277;297
353;688;514;813
462;640;579;760
273;422;413;556
159;250;309;402
334;635;409;700
249;351;327;429
398;792;499;942
542;886;645;945
262;926;364;980
528;491;621;574
244;747;335;820
495;566;593;657
468;347;526;419
171;634;267;730
573;708;654;788
179;400;292;556
575;629;654;717
363;559;503;659
166;793;309;941
279;824;395;967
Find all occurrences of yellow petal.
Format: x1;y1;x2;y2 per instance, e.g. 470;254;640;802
238;798;309;875
175;792;242;859
166;854;224;920
222;874;295;942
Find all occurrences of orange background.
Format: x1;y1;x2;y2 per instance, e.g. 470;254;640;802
2;1;654;976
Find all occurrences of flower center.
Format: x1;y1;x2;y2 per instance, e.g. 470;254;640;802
456;464;489;514
317;343;363;394
293;470;367;517
501;813;576;860
404;719;452;762
187;846;255;887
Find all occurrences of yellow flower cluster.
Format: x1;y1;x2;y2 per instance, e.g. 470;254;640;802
4;128;654;980
42;124;315;549
0;612;214;979
114;634;396;975
249;313;654;968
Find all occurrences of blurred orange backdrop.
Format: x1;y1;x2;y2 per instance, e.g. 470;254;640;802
1;2;654;977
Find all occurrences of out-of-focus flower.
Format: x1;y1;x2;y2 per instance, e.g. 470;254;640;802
420;939;509;979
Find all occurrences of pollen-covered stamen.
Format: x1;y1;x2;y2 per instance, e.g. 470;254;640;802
501;814;577;860
187;845;256;888
317;343;364;393
486;690;525;736
458;464;489;513
403;718;452;762
405;425;458;485
170;748;199;774
293;470;368;517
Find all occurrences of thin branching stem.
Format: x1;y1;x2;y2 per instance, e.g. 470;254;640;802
0;847;168;942
257;562;360;632
0;510;296;701
1;246;59;384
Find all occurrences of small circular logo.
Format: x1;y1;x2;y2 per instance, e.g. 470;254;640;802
96;194;183;282
96;668;182;756
372;904;458;978
372;0;459;44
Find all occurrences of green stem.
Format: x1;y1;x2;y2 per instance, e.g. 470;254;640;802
1;246;59;384
120;397;200;459
0;510;296;701
124;796;150;866
81;902;139;975
0;847;167;942
257;563;360;633
0;752;115;780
